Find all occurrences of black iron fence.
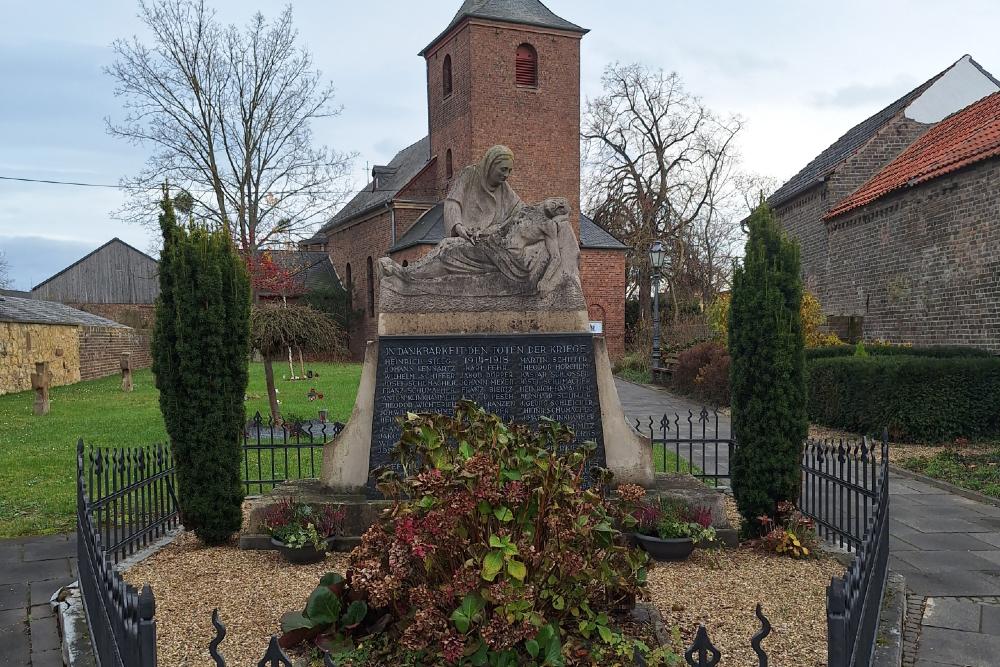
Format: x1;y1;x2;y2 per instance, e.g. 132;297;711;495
76;440;159;666
800;436;886;552
827;434;891;667
206;605;773;667
85;442;180;564
242;412;344;495
634;408;734;487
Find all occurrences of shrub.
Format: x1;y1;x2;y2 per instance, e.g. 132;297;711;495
754;501;818;559
671;342;730;407
152;189;250;544
707;288;842;348
728;203;807;537
281;401;653;665
807;356;1000;442
806;344;992;360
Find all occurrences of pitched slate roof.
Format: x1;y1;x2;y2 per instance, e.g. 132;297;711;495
0;295;128;327
389;204;627;252
825;91;1000;219
257;250;343;294
421;0;587;55
769;56;999;208
318;137;431;234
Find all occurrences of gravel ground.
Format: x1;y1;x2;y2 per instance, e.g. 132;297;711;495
124;507;843;666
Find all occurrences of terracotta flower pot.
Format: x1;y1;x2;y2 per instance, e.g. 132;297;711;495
633;533;696;561
270;537;327;564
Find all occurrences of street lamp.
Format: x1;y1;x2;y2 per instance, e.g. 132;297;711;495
648;240;667;372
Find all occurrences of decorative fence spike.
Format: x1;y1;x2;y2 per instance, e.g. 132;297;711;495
209;609;226;666
751;603;771;666
684;625;722;666
257;636;293;667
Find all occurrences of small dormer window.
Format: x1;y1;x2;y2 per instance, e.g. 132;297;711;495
515;44;537;88
446;149;453;180
443;55;453;97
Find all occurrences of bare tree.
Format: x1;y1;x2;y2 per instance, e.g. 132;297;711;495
107;0;354;254
0;250;10;289
582;63;743;325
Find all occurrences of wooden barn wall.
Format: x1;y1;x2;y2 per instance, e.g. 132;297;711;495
32;243;159;304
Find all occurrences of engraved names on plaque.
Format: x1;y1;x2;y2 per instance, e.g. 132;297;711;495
370;334;605;485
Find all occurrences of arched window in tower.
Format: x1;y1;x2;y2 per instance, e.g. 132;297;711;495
446;149;453;180
345;263;353;310
515;44;537;88
442;55;453;97
366;256;374;317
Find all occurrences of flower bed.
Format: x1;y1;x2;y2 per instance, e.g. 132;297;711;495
124;499;842;666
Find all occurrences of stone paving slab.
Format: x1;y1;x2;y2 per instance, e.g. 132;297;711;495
0;533;75;667
917;625;1000;666
922;597;981;632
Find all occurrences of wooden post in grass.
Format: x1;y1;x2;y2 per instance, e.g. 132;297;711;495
121;353;134;392
31;361;52;415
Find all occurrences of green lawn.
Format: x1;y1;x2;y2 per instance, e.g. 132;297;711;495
0;362;361;537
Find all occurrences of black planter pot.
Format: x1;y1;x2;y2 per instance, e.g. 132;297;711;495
633;533;696;561
270;537;327;564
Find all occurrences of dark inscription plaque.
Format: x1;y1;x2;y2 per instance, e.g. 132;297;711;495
370;334;605;486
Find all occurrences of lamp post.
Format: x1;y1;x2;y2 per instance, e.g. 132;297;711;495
648;240;666;372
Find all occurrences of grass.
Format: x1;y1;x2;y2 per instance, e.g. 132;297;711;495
901;446;1000;498
0;362;361;537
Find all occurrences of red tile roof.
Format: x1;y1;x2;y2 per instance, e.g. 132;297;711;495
824;91;1000;220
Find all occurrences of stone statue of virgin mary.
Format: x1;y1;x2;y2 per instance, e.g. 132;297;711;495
378;146;583;301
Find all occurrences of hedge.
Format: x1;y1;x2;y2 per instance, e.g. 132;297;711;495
807;356;1000;442
806;344;993;360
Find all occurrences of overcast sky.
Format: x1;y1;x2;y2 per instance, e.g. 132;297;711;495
3;0;1000;289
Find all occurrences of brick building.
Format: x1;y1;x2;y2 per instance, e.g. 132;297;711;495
770;55;1000;352
305;0;628;360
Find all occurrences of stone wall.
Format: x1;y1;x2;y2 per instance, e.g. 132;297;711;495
78;326;152;381
0;322;80;395
68;303;156;331
823;159;1000;353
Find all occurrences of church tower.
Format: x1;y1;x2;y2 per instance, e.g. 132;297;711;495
421;0;588;236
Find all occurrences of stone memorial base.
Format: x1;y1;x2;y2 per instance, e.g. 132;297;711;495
240;479;392;551
322;308;654;493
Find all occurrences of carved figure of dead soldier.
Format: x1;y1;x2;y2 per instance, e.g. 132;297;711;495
378;146;581;297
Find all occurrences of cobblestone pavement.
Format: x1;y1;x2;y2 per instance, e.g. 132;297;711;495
615;378;1000;667
0;533;76;666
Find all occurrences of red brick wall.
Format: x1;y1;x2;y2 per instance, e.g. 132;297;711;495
78;326;152;381
580;249;625;360
426;20;583;237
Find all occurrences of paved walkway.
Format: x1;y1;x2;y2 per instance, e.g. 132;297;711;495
0;533;75;666
615;378;1000;667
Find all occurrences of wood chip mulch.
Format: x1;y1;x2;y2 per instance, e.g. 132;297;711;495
124;514;843;666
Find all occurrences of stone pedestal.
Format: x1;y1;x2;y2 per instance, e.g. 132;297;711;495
321;309;653;493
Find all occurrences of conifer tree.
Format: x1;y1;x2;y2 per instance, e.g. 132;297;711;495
152;189;251;544
728;202;807;535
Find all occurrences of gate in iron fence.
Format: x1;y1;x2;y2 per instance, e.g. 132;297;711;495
826;434;890;667
242;412;345;495
634;409;733;487
85;442;180;564
800;436;886;552
76;440;159;666
206;605;773;666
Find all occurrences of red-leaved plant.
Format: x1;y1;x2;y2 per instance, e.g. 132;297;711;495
279;401;653;665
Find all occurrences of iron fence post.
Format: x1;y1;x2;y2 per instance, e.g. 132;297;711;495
139;584;157;666
827;578;848;667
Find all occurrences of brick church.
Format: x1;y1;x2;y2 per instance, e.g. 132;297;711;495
771;55;1000;353
302;0;627;360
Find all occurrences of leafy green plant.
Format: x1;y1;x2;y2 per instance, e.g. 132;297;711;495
754;501;818;559
853;341;869;358
263;497;345;550
280;401;653;665
634;496;716;544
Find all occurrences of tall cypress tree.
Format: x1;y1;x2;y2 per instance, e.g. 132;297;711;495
729;202;807;536
153;189;251;544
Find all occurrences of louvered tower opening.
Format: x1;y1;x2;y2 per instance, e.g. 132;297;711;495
442;54;453;97
515;44;537;87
